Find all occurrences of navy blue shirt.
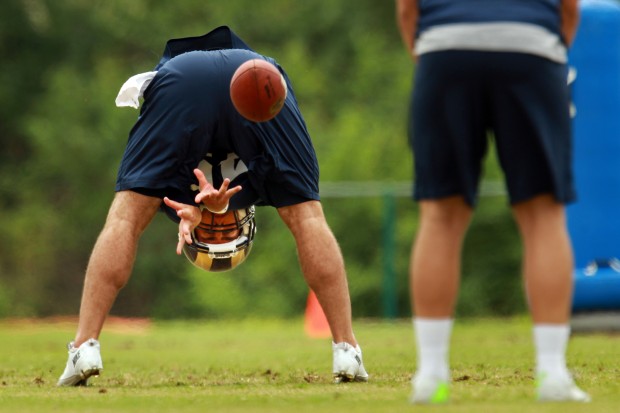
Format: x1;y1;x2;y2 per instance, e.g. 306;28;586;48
115;27;320;212
417;0;562;39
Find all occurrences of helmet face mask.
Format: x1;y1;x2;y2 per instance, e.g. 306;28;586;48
183;206;256;272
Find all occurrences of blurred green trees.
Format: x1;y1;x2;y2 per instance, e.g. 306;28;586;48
0;0;525;319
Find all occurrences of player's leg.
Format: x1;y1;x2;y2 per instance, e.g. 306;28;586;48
512;195;573;324
410;196;472;403
491;52;588;402
58;191;161;386
277;200;368;382
407;50;489;403
411;196;472;318
76;191;161;344
511;195;590;402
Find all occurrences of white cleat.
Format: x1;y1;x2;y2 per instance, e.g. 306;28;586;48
537;374;591;402
410;374;450;404
332;342;369;383
57;338;103;386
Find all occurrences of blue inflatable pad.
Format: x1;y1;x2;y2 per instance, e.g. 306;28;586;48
572;260;620;311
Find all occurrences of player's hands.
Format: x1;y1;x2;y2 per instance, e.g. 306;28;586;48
163;197;202;255
193;168;242;212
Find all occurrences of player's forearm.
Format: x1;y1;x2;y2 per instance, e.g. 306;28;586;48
560;0;580;47
396;0;419;56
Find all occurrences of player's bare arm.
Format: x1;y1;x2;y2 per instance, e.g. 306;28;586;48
193;168;242;212
396;0;419;59
560;0;580;46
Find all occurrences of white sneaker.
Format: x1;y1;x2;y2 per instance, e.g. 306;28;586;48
537;374;591;402
57;338;103;386
332;342;369;383
410;374;450;404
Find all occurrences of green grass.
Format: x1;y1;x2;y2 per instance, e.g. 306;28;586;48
0;317;618;412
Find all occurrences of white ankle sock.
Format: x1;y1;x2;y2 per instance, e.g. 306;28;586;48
533;324;571;379
413;318;453;381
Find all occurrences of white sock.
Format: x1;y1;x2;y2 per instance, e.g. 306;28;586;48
413;318;453;381
533;324;571;380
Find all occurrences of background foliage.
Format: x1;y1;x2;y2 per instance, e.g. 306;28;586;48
0;0;526;319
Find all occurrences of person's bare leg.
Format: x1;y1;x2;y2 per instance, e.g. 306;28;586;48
74;191;161;346
278;201;356;345
512;194;573;324
512;194;589;402
409;196;472;403
411;196;472;318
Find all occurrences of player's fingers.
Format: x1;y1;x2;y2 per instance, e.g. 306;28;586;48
194;169;215;193
182;230;193;245
218;178;231;193
163;196;181;210
177;227;193;254
177;208;194;219
194;168;208;185
195;189;215;204
176;233;184;255
226;185;243;197
216;179;242;201
177;210;194;222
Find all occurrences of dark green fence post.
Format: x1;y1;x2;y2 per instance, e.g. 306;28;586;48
382;192;397;318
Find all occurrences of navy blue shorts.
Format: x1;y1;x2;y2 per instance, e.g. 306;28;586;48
410;50;576;206
116;49;320;209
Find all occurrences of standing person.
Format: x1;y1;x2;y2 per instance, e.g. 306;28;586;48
396;0;588;404
57;26;368;386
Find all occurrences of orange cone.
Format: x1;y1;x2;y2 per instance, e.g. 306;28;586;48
304;290;331;338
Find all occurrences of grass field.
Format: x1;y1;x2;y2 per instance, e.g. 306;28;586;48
0;317;618;413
